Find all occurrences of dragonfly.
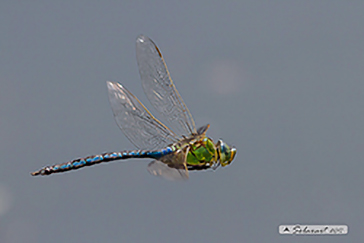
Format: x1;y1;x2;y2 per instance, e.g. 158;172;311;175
31;35;236;180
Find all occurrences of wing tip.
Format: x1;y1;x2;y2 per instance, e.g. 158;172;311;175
107;81;123;90
136;34;148;44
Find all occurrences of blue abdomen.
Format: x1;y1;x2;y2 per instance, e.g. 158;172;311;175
31;146;176;176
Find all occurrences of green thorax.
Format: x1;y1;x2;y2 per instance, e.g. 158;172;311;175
186;137;217;166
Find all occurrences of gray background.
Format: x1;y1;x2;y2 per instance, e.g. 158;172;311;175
1;1;363;242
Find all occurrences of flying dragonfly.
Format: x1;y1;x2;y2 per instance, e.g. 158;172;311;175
31;35;236;180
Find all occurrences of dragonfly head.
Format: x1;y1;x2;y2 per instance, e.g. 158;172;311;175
216;140;236;167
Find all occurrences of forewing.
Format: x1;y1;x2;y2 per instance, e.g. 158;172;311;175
107;81;178;150
136;35;196;137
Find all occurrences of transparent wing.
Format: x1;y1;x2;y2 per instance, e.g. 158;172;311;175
107;81;178;150
136;35;196;138
147;160;188;181
147;147;189;181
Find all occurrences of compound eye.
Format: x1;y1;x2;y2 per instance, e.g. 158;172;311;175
218;140;236;166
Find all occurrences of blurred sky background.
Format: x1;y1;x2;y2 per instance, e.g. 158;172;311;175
1;1;364;242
